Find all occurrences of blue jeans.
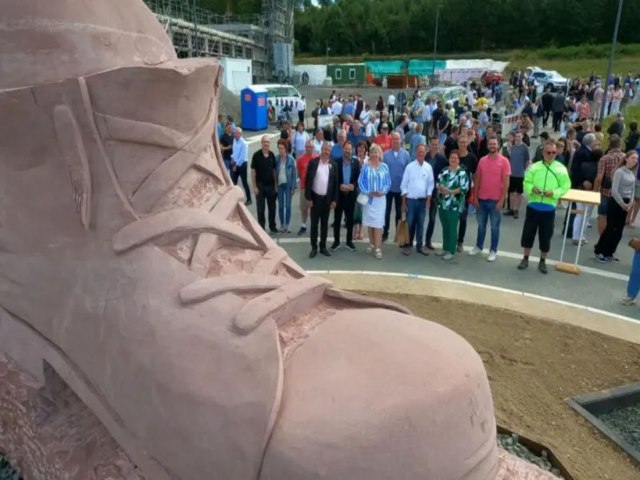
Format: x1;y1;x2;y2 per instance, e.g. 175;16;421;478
277;184;293;227
627;251;640;299
407;198;426;249
475;199;502;252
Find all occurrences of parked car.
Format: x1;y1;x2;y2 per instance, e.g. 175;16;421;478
528;70;569;92
421;85;466;109
546;70;570;91
481;70;504;86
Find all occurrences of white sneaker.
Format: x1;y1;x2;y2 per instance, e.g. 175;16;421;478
442;253;453;261
487;251;497;262
468;246;482;256
375;248;383;260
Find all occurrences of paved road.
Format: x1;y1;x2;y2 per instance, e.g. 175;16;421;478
240;121;640;321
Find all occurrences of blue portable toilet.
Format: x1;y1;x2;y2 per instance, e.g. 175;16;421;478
241;86;268;131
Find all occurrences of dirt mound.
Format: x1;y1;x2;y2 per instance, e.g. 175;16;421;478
218;84;241;126
367;292;640;480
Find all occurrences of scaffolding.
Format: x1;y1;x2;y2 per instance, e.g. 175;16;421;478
262;0;295;80
143;0;294;83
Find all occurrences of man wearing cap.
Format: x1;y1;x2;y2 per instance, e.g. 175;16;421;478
517;139;571;273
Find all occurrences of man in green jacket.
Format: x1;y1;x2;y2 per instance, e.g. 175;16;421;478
517;139;571;273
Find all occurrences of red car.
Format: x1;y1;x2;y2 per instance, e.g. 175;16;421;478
481;70;504;86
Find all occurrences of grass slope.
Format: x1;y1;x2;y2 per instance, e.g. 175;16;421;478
297;44;640;79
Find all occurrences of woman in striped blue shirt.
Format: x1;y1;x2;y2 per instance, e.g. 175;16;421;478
358;144;392;259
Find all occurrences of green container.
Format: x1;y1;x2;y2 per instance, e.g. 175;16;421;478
327;63;367;85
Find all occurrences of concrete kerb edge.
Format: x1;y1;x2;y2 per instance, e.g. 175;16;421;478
309;270;640;344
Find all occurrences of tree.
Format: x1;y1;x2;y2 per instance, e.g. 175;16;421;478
293;0;640;56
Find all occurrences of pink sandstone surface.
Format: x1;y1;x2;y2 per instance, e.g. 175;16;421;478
0;1;561;478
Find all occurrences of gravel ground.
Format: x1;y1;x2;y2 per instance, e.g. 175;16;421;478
497;433;563;478
598;404;640;452
0;455;20;480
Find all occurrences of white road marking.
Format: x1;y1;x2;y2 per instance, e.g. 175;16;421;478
307;270;640;326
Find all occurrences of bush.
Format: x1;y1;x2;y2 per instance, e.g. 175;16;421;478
533;43;640;61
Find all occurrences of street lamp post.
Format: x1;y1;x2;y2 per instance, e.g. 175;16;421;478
432;3;441;83
599;0;625;122
191;0;198;58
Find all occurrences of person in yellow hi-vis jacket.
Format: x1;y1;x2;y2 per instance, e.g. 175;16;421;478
517;139;571;274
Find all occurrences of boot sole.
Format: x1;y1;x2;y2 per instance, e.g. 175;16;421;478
0;307;174;480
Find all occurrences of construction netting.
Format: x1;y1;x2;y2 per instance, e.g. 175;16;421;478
365;61;405;77
408;59;447;77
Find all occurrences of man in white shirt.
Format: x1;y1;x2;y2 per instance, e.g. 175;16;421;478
312;128;326;155
331;98;343;117
388;92;396;124
231;127;252;205
401;144;434;255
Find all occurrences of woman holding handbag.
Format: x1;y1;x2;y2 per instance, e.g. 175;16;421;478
594;150;639;262
358;144;391;259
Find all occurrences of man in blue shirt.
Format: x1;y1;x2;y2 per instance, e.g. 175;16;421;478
331;129;346;162
231;127;252;205
343;95;355;118
347;121;366;146
382;131;411;241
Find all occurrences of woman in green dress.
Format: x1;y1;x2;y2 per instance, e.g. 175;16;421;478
437;150;470;260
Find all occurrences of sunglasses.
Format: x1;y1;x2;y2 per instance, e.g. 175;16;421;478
545;150;557;155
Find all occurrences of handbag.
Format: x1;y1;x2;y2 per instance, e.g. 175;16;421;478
394;218;409;245
629;238;640;251
357;193;369;205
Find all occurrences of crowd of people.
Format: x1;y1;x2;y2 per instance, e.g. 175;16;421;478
508;70;640;132
220;72;640;298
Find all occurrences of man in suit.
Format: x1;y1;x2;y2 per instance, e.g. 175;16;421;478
305;142;339;257
331;141;361;252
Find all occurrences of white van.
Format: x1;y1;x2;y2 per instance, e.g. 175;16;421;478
256;84;302;108
253;84;304;123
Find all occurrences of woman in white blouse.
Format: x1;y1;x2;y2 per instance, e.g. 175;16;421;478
357;144;391;259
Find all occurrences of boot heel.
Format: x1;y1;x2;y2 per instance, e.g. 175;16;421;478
0;306;172;480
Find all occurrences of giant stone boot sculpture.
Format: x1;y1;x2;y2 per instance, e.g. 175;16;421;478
0;1;556;479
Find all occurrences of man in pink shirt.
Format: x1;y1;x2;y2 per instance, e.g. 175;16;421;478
468;137;511;262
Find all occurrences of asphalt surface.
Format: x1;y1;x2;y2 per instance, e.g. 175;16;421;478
240;105;640;321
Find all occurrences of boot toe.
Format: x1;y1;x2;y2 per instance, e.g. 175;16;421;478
260;308;498;480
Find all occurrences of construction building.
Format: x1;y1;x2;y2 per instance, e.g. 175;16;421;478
143;0;294;83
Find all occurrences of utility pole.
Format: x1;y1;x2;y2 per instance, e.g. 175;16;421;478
432;3;441;83
191;0;198;57
599;0;624;122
